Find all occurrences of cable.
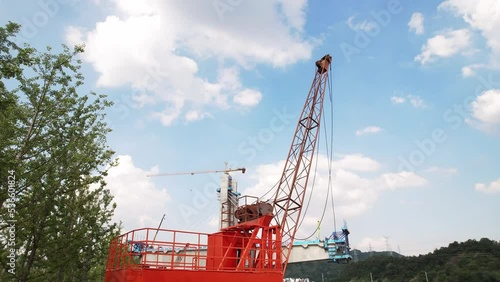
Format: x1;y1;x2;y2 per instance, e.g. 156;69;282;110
258;178;280;201
295;66;336;241
295;128;321;237
327;63;337;234
270;58;338;242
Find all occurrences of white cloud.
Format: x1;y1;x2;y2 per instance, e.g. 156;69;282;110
462;66;474;77
66;0;314;125
415;29;471;64
408;12;424;35
355;126;382;136
277;0;308;32
424;166;458;175
461;63;486;77
439;0;500;65
233;89;263;107
185;110;213;122
391;95;428;108
468;89;500;131
475;178;500;194
391;96;406;104
408;95;428;108
151;97;185;126
331;154;381;172
65;26;83;45
378;171;428;190
104;155;170;230
347;16;377;32
242;154;427;238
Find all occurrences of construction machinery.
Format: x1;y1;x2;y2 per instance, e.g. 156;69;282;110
104;54;334;282
289;222;352;264
148;164;245;229
324;223;352;263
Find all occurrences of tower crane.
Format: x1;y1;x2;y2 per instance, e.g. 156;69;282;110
147;164;246;229
104;54;334;282
146;166;246;177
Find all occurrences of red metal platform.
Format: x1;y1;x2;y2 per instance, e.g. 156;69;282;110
105;215;283;282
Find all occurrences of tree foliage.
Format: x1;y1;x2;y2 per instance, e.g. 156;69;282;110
0;22;119;282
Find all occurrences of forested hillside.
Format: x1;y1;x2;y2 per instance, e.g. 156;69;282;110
286;238;500;282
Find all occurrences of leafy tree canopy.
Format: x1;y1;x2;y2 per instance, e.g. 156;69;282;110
0;22;119;282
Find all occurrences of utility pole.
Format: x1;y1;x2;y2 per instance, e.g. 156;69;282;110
370;272;374;282
384;236;393;257
425;271;429;282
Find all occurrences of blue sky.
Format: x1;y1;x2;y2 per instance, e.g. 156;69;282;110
2;0;500;256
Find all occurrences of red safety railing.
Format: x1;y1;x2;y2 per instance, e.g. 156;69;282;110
106;225;283;273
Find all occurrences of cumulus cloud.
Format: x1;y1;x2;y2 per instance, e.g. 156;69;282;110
391;96;406;104
347;16;377;32
439;0;500;65
467;89;500;132
391;95;428;108
475;178;500;194
408;95;428;108
378;171;427;190
355;126;382;136
424;166;458;175
408;12;424;35
462;66;475;77
104;155;170;230
233;89;263;107
415;29;471;64
277;0;308;32
242;154;427;238
66;0;314;125
331;154;381;172
461;64;485;77
185;110;213;122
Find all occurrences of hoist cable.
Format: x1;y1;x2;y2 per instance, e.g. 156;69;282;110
295;66;336;241
259;178;280;201
295;126;322;239
327;63;338;234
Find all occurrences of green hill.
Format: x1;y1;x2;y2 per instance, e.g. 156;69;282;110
285;238;500;281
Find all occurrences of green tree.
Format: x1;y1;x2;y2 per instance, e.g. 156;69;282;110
0;22;119;282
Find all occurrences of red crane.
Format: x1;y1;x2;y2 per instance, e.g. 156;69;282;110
104;54;332;282
273;54;331;271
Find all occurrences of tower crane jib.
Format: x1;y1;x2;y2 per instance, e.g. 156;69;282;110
146;165;246;229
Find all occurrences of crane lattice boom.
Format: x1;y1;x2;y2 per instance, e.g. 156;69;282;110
272;54;332;270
